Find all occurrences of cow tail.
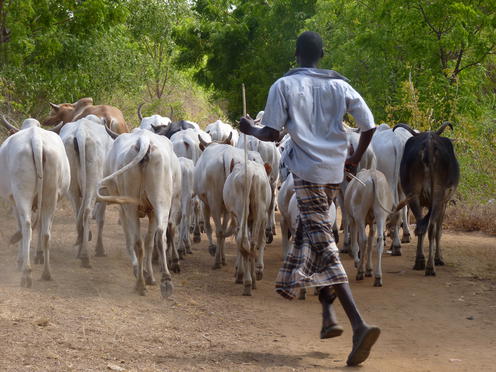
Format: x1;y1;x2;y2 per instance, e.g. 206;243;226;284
31;129;43;226
239;168;253;258
371;171;394;215
392;142;400;205
96;135;151;205
75;126;87;200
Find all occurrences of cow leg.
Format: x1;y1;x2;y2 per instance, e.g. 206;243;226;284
219;213;230;266
401;206;411;243
425;221;436;276
355;221;367;281
365;223;375;278
77;204;92;268
280;216;290;259
167;223;180;273
255;220;267;281
390;220;402;256
192;198;202;243
242;253;253;296
16;201;33;288
409;198;426;270
235;250;243;284
434;208;446;266
39;191;57;282
349;217;360;268
134;237;146;296
332;218;340;244
70;192;82;250
94;202;107;257
374;219;385;287
265;190;276;244
202;203;216;257
143;213;157;286
155;222;173;298
119;207;139;276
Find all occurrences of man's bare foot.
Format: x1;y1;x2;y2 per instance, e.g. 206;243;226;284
346;324;381;366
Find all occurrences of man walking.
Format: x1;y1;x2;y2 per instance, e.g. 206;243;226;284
239;31;380;366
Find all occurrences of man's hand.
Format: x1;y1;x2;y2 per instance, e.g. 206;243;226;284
344;156;358;176
239;114;255;136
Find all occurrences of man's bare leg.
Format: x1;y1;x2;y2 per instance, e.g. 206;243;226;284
319;286;343;339
333;282;381;366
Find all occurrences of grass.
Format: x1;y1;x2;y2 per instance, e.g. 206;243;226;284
444;202;496;235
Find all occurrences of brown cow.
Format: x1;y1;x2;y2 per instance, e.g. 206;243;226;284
42;97;129;134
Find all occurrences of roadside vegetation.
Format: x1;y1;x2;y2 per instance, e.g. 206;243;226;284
0;0;494;231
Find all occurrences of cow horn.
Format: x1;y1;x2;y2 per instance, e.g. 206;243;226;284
198;134;209;150
49;102;60;111
393;123;418;136
104;119;119;139
137;102;145;121
0;115;19;133
169;105;174;119
48;121;65;134
436;121;453;136
223;131;233;145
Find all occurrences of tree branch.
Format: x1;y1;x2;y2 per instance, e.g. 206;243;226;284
456;44;496;75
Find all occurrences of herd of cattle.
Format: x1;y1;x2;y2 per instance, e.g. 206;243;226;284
0;98;460;297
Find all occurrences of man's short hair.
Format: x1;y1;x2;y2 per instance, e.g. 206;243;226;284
296;31;323;62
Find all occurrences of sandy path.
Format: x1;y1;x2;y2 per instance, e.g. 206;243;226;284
0;204;495;371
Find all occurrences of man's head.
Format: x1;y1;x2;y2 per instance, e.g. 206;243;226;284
295;31;324;67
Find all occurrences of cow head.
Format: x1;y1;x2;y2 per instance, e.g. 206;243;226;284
42;97;94;127
198;132;233;151
393;122;453;137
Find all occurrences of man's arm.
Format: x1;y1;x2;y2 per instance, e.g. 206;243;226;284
345;128;375;172
239;115;280;142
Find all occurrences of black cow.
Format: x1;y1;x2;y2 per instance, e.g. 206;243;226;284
393;122;459;276
153;120;197;138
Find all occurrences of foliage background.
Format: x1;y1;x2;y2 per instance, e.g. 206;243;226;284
0;0;494;203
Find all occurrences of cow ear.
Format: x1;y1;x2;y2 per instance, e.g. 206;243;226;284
264;162;272;175
151;124;160;133
49;102;60;112
230;159;235;173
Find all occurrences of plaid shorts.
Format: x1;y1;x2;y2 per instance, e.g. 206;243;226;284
275;175;348;300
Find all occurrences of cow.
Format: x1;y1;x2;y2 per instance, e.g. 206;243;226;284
223;159;272;296
370;123;413;255
97;128;181;297
170;128;211;165
237;133;281;243
43;97;129;134
58;115;114;267
0;117;70;287
393;122;459;276
205;120;239;146
344;169;409;286
339;128;377;252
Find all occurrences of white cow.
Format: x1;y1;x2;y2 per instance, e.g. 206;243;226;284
339;129;377;252
237;134;281;243
59;116;113;267
194;142;254;268
344;169;407;287
223;159;272;296
371;124;413;255
171;128;211;165
205;120;239;146
97;129;181;297
0;118;70;287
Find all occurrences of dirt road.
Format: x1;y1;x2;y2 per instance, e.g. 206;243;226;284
0;204;495;371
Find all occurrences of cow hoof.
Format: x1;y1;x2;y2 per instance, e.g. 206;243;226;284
178;249;185;260
41;271;52;281
356;272;364;281
94;249;107;257
365;269;373;277
373;277;383;287
401;234;411;244
144;271;156;285
34;253;44;265
391;245;402;256
135;281;147;296
212;262;221;270
80;257;92;269
88;230;92;242
435;258;445;266
298;289;307;300
265;231;274;244
243;284;252;296
413;259;425;270
208;244;217;257
21;275;32;288
256;270;263;281
193;234;201;243
425;267;436;276
171;263;180;274
235;274;243;284
160;280;173;298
